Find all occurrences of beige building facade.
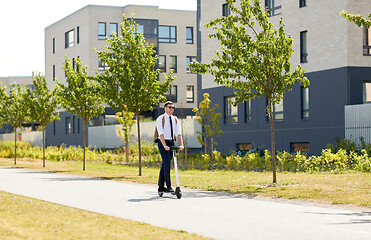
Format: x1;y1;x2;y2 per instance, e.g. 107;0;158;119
44;4;197;147
0;76;33;95
45;4;197;112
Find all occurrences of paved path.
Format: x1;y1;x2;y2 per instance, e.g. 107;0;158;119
0;167;370;240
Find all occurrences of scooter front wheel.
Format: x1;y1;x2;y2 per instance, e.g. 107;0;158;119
176;193;182;199
158;192;163;197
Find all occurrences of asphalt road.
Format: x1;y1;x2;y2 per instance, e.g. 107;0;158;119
0;167;370;240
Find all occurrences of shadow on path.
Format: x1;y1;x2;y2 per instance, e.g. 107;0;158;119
127;190;258;203
304;211;371;225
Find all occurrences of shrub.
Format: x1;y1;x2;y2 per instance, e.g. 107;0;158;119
354;149;371;172
200;154;210;170
1;140;370;173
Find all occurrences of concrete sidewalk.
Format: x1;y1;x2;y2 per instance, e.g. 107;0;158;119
0;167;370;240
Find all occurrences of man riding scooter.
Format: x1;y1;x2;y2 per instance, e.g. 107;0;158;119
155;101;184;195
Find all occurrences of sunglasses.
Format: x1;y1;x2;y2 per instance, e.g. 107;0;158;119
167;106;175;109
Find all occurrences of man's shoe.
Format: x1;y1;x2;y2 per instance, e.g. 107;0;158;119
158;186;166;193
166;187;175;194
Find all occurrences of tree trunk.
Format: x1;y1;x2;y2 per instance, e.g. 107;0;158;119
136;114;142;176
184;137;188;169
125;140;129;163
83;120;86;171
14;128;17;165
43;128;45;167
211;137;214;163
204;136;207;155
267;98;277;183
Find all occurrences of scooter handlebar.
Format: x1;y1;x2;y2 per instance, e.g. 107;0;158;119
169;146;180;150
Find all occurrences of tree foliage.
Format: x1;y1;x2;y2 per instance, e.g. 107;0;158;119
26;72;60;167
190;0;309;183
95;14;174;176
341;11;371;28
192;93;223;157
0;84;7;128
57;57;105;170
1;84;30;165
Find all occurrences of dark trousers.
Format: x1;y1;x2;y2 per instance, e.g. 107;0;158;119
158;140;174;187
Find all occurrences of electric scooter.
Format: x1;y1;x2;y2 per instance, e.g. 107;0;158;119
158;146;182;199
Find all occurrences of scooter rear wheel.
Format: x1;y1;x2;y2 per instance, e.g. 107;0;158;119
158;192;163;197
176;193;182;199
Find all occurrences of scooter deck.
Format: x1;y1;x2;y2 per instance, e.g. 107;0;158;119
158;187;182;199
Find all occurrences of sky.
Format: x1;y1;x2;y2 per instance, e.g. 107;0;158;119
0;0;196;77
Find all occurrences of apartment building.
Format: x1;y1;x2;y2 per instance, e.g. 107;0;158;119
197;0;371;155
44;5;197;147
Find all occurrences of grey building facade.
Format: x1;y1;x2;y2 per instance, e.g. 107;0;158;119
197;0;371;155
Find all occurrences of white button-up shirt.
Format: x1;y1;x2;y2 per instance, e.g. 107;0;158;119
156;113;181;140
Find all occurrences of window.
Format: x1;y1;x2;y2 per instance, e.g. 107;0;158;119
267;99;283;121
299;0;306;7
72;116;76;134
65;29;75;48
169;56;177;73
52;38;55;54
52;65;55;81
72;58;76;71
301;86;309;119
77;26;80;44
300;31;308;63
245;100;251;122
165;86;177;102
98;22;106;40
363;26;371;55
137;25;144;34
363;81;371;103
222;3;231;17
290;142;309;152
186;85;194;103
265;0;281;16
110;23;118;40
131;19;158;50
225;96;238;124
98;59;109;71
53;121;56;136
236;143;251;151
66;117;71;135
77;118;80;134
159;25;176;43
104;115;118;125
158;55;166;72
89;116;104;126
273;99;283;120
186;56;197;72
186;27;194;44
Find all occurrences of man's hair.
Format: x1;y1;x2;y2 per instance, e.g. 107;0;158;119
164;101;174;107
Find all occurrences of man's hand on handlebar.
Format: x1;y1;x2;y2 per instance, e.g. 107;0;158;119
169;146;184;151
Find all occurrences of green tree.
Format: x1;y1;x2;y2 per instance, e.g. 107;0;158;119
115;105;136;162
57;57;105;171
0;84;7;127
190;0;309;183
26;72;60;167
95;15;174;176
2;84;30;165
341;11;371;28
192;93;223;160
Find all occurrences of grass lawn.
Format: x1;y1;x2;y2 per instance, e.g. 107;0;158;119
0;191;210;240
0;157;370;209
